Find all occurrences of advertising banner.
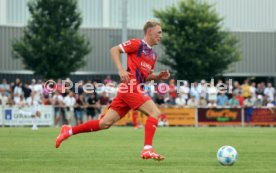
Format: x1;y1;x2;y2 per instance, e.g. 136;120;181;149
159;108;195;126
198;108;242;126
3;106;54;126
115;108;195;126
248;108;276;125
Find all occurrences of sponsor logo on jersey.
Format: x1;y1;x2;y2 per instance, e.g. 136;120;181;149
122;40;131;46
141;61;152;71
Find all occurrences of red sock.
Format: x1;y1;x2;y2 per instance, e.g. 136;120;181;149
72;120;101;135
144;117;158;146
132;111;137;127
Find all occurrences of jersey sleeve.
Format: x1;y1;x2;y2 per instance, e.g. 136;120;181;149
119;39;140;54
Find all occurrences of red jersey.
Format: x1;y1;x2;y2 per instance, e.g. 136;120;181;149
119;38;158;84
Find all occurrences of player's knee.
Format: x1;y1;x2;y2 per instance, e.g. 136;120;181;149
150;109;161;118
100;120;113;129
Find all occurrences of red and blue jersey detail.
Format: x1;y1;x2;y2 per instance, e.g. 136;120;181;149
119;38;158;85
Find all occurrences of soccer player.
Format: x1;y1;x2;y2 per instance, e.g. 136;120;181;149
55;20;170;160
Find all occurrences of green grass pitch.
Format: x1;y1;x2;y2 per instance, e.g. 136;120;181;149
0;127;275;173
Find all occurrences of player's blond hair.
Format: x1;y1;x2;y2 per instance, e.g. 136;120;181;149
143;20;161;34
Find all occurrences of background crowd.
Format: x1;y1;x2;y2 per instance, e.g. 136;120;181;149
0;76;275;126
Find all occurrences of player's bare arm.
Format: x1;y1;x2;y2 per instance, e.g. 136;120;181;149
110;46;132;82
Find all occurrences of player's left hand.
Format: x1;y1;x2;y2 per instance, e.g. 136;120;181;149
158;69;170;80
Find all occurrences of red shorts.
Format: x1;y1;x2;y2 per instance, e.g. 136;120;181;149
109;90;151;118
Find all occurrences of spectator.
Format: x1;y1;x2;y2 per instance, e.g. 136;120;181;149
233;81;241;96
103;75;113;84
255;83;265;96
168;79;177;100
51;91;64;127
179;81;190;103
23;83;32;98
217;93;229;106
13;81;23;96
74;94;85;125
228;94;240;108
165;95;175;106
9;81;15;93
207;82;218;103
155;94;165;106
17;95;26;107
244;95;254;123
198;96;207;107
241;79;251;98
175;95;186;107
26;91;41;130
254;95;263;107
42;80;50;98
266;100;275;108
63;91;76;126
34;79;43;98
197;80;208;99
208;100;217;108
76;80;84;95
6;94;14;106
187;95;197;107
190;82;199;102
235;91;244;107
86;92;99;121
0;79;10;96
0;89;8;106
244;95;255;107
99;92;109;106
29;79;36;91
262;95;270;106
56;79;63;93
13;93;21;105
264;82;275;102
12;78;21;92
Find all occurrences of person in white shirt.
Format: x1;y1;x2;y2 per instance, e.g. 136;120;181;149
179;81;190;103
26;91;41;130
63;91;76;126
197;80;208;99
0;90;8;106
13;93;21;105
34;80;43;101
207;83;218;102
175;95;186;107
13;84;23;96
187;95;197;107
17;95;26;107
264;83;275;102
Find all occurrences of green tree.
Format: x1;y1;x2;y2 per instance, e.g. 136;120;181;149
12;0;90;79
154;0;240;81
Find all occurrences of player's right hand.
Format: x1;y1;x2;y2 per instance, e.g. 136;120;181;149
118;69;132;83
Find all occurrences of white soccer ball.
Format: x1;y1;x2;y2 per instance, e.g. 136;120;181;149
217;145;238;166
